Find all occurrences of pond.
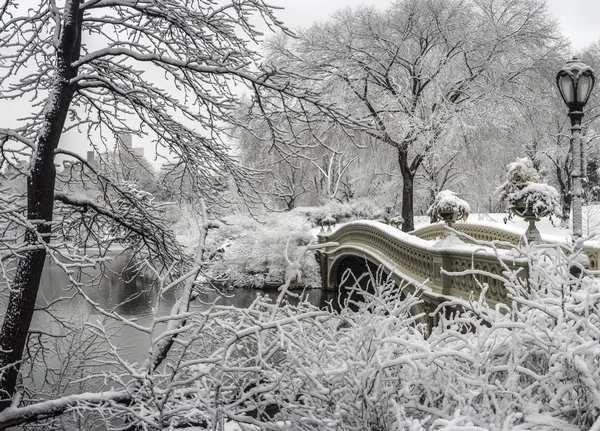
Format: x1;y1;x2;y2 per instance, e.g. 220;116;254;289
29;253;339;363
0;253;347;429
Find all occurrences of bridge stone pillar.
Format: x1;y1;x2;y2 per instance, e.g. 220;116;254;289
431;252;453;296
316;232;333;290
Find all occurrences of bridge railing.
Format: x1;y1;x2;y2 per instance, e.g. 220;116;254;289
317;221;530;307
410;221;600;271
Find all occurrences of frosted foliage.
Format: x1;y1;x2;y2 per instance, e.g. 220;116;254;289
506;157;540;185
204;212;321;288
2;238;600;429
511;182;563;219
250;246;600;430
427;189;470;222
498;157;562;220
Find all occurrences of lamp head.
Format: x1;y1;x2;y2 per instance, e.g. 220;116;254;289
556;56;595;112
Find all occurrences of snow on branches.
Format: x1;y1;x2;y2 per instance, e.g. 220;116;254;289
2;225;600;429
427;189;471;222
497;157;562;221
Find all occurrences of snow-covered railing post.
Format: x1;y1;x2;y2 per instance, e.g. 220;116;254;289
434;251;455;296
316;231;336;289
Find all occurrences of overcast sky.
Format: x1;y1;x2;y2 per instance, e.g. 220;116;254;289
267;0;600;52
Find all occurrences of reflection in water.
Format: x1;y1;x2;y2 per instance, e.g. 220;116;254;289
196;287;339;311
2;254;339;429
32;254;337;364
37;254;175;319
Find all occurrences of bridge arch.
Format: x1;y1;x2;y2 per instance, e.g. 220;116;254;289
315;221;536;322
324;246;431;325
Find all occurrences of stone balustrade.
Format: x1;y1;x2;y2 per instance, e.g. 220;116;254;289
411;222;600;271
316;221;530;308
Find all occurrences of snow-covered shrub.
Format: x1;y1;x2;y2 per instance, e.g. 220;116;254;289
256;244;600;430
427;189;470;222
508;182;562;219
294;199;394;227
204;211;320;289
14;240;600;430
497;157;562;221
386;215;404;229
502;156;541;187
378;205;404;228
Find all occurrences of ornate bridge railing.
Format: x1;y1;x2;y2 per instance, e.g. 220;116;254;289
411;221;600;271
316;221;531;309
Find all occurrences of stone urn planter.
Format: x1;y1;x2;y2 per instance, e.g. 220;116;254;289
427;190;470;243
497;158;562;245
511;199;545;243
319;215;337;232
388;216;404;230
439;209;457;226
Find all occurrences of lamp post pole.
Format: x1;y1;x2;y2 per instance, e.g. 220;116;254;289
556;57;595;275
570;109;584;244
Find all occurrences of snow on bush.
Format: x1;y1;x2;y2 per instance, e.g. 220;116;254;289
427;189;470;222
204;211;321;289
294;198;396;227
5;239;600;430
169;243;600;430
502;157;541;186
509;182;562;219
251;245;600;430
497;157;562;221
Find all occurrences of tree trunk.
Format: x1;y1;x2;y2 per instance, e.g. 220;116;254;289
398;148;416;232
401;175;416;232
428;187;438;223
0;0;81;410
561;193;572;229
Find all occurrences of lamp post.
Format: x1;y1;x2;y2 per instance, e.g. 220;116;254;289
556;56;595;275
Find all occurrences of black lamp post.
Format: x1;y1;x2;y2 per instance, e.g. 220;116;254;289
556;56;595;274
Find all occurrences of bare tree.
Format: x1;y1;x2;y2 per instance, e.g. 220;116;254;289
266;0;561;231
0;0;340;415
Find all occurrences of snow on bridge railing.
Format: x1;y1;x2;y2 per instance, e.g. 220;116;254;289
410;221;600;271
316;221;530;307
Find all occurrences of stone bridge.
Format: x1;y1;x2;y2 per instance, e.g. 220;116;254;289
315;220;600;314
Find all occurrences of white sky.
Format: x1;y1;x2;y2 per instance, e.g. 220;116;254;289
267;0;600;52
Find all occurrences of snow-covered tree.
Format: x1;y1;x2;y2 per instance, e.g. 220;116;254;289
0;0;341;413
265;0;561;231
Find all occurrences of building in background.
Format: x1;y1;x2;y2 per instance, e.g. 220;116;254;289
118;132;133;150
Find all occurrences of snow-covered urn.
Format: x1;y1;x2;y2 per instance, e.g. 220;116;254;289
427;190;470;244
318;214;337;232
497;157;562;243
427;190;470;224
380;206;404;229
387;216;404;229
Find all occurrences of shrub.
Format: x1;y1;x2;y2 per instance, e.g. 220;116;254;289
293;199;397;227
204;211;321;289
255;243;600;430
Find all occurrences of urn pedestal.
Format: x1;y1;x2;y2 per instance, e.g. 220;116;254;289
438;210;459;242
513;200;545;244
